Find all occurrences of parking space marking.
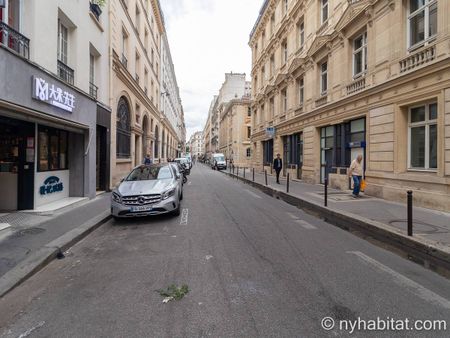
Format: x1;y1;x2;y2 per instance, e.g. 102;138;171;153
180;208;189;225
244;189;262;199
294;219;317;230
348;251;450;309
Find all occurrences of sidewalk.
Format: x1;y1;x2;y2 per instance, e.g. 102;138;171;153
0;193;111;279
224;167;450;274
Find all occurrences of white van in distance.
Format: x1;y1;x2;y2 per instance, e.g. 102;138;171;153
211;153;227;170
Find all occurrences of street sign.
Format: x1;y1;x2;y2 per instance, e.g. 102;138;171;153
266;127;275;138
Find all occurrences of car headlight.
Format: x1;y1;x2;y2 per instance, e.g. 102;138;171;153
162;188;176;200
112;192;122;203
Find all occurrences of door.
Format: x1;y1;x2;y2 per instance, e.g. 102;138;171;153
17;121;35;210
96;125;107;191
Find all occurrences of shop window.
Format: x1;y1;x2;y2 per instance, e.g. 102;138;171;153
408;0;437;48
409;102;437;170
116;96;131;158
38;126;68;172
263;139;273;165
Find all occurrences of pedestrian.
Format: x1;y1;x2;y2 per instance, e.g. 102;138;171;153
143;153;152;165
273;153;283;184
348;154;363;198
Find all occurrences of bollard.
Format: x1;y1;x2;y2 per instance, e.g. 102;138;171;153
232;165;235;175
270;164;273;175
324;178;328;207
252;168;255;182
407;190;413;236
265;170;268;186
243;167;246;179
237;166;239;177
286;173;290;193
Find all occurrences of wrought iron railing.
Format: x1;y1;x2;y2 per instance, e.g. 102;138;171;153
400;45;436;73
57;60;75;85
89;82;98;99
0;21;30;59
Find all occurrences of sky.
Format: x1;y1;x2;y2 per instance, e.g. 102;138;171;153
159;0;263;140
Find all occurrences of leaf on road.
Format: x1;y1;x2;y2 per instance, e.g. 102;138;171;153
156;284;189;301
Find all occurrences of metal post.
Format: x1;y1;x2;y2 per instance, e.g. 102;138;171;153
286;173;290;193
243;167;246;179
252;168;255;182
270;164;273;175
324;178;328;207
232;165;235;175
407;190;413;236
237;166;239;177
265;170;268;186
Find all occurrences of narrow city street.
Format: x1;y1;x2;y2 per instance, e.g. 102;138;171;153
1;165;450;337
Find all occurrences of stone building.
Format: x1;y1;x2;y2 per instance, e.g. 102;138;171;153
249;0;450;211
219;97;253;167
189;131;203;158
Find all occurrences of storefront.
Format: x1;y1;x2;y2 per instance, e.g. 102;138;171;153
0;47;98;211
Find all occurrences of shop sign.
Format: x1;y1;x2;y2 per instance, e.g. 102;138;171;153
266;127;275;138
39;176;64;195
32;76;76;113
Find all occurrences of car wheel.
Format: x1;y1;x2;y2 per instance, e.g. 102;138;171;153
172;203;181;216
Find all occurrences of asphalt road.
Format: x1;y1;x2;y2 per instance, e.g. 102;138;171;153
1;164;450;337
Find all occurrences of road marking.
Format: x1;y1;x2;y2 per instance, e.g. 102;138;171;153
294;219;317;229
244;189;262;199
348;251;450;309
287;212;298;219
17;321;46;338
205;255;213;260
0;223;11;231
180;208;189;225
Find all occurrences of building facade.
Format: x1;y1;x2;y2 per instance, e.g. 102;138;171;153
219;97;252;167
189;131;203;158
249;0;450;211
0;0;110;211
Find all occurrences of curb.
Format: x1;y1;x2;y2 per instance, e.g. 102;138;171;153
224;171;450;277
0;210;111;298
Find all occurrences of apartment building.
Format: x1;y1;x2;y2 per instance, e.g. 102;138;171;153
203;96;216;160
161;32;185;159
249;0;450;211
110;0;163;184
0;0;110;211
189;131;203;158
219;97;253;167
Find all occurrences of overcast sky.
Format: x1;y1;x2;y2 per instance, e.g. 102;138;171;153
159;0;262;140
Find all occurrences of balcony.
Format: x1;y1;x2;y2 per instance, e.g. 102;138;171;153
57;60;74;85
0;21;30;59
315;95;328;108
89;82;98;99
400;44;436;73
346;76;366;95
121;53;128;68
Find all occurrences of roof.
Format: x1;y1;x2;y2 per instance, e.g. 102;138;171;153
249;0;270;42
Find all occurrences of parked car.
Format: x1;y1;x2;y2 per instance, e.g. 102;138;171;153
170;162;187;185
174;157;190;174
111;164;182;218
211;153;227;170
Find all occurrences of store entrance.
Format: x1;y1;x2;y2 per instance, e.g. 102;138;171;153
0;116;35;211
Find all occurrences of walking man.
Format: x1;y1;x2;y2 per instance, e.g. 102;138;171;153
348;154;363;198
273;153;283;184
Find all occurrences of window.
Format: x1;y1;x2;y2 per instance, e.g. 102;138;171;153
409;102;437;169
270;13;275;35
321;0;329;24
262;30;266;49
261;66;265;85
297;77;304;105
263;139;274;165
57;20;68;64
281;89;287;113
269;97;275;119
282;39;288;64
283;0;288;14
298;19;305;49
408;0;437;48
38;126;68;172
247;127;251;139
320;61;328;95
89;54;95;85
151;48;154;67
135;5;140;34
255;43;258;58
247;107;252;117
260;104;265;124
270;54;275;77
116;97;131;158
246;148;251;157
353;32;367;78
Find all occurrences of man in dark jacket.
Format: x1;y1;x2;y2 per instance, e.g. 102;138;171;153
273;153;282;184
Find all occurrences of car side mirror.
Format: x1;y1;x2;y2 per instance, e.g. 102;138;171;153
120;178;125;183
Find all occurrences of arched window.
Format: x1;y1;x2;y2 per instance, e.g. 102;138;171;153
116;97;131;158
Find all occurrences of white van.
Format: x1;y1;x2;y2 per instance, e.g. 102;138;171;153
211;153;226;170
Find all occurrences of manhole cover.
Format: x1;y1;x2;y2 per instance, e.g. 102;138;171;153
389;220;446;234
12;227;46;237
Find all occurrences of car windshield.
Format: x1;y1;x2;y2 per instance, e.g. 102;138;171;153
215;156;225;162
125;165;173;181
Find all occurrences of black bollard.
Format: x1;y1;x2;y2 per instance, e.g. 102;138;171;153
287;173;290;193
237;166;239;177
243;167;246;179
324;178;328;207
252;168;255;182
270;164;273;175
407;190;413;236
265;170;268;186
